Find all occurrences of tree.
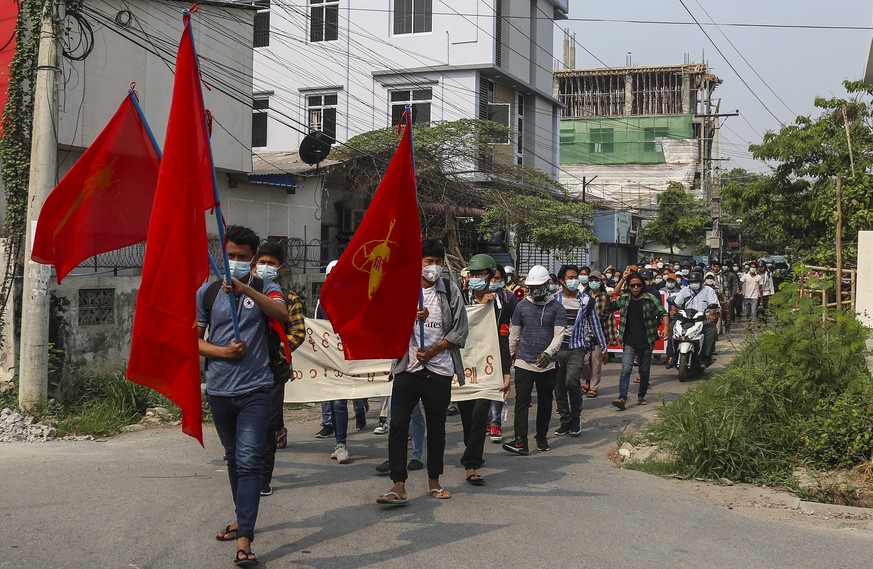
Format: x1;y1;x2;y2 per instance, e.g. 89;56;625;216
643;182;707;258
332;119;595;259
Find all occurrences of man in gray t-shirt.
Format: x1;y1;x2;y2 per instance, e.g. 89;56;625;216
197;225;288;566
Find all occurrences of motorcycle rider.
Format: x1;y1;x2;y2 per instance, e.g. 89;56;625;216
669;272;720;367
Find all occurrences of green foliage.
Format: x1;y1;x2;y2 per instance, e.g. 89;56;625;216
624;456;683;477
642;182;708;256
651;282;872;483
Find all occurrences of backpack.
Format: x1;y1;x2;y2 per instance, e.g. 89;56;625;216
202;278;293;384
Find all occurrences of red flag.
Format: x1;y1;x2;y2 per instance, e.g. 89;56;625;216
127;13;215;445
31;94;161;283
321;114;421;359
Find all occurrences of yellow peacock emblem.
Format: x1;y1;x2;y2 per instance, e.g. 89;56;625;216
53;158;122;237
352;219;398;299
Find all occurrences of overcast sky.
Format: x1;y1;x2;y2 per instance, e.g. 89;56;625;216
556;0;873;172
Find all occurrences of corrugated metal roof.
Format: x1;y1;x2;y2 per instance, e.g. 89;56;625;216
251;151;342;176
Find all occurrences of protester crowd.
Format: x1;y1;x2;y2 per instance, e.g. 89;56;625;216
196;224;786;567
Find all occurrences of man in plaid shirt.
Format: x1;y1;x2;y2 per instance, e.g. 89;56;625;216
602;267;669;410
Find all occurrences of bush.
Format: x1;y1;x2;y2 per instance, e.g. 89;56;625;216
802;388;873;469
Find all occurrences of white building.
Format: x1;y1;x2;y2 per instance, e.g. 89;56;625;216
250;0;568;178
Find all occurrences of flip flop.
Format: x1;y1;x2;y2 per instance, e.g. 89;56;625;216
276;427;287;449
466;474;485;486
376;491;409;506
586;389;598;398
428;488;452;499
216;524;238;542
233;549;259;567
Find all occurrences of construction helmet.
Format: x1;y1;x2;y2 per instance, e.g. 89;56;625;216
504;265;516;275
525;265;550;286
467;254;497;272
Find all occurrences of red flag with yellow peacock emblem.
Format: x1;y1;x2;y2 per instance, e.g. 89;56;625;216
320;113;421;359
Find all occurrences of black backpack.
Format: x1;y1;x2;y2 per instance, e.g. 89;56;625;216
201;278;293;384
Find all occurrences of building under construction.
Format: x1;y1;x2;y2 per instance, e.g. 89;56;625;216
556;59;722;209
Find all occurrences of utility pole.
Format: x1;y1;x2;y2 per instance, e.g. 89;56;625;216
19;2;60;411
581;175;596;202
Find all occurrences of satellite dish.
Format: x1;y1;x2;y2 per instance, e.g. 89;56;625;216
299;131;333;166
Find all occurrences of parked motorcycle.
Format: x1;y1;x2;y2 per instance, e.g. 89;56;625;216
673;308;706;381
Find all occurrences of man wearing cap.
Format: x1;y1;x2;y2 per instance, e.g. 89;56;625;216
670;272;720;367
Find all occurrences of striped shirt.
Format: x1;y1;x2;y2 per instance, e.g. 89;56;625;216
556;291;607;351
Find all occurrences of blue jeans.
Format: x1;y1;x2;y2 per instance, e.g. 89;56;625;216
619;343;654;401
320;401;332;426
387;396;425;460
352;398;367;415
488;400;504;427
329;400;349;444
209;386;271;541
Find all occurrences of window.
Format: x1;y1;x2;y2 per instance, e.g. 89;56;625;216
589;128;614;154
390;88;432;125
487;102;510;144
78;289;115;326
310;0;338;42
394;0;432;35
253;0;270;47
643;127;669;152
307;93;338;142
252;97;269;147
516;94;525;164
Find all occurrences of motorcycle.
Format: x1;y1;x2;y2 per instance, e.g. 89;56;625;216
673;308;706;381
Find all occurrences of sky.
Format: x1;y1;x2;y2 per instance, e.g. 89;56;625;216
556;0;873;173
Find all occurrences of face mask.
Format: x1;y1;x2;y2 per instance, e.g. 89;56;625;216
705;279;715;286
422;264;443;283
468;277;487;291
681;269;690;276
666;281;676;290
605;273;613;280
749;268;757;275
657;263;664;269
579;275;589;284
256;264;279;282
733;266;739;272
654;278;663;285
589;281;601;291
673;265;680;271
564;279;580;292
228;260;251;279
530;288;549;302
489;281;505;292
547;284;558;293
689;283;701;291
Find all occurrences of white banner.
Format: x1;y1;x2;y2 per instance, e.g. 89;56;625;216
285;303;503;403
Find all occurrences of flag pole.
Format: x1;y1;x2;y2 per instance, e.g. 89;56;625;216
128;86;224;282
402;105;426;352
183;8;241;342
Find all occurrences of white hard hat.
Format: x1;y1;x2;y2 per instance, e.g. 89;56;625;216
525;265;550;286
504;265;515;274
325;260;338;275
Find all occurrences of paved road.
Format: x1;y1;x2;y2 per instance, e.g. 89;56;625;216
1;329;871;568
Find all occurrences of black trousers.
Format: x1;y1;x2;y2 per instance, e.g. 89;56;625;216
701;321;717;359
513;367;557;441
260;381;285;484
389;370;453;483
458;398;490;469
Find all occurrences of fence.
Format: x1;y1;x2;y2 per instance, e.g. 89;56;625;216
798;265;856;321
68;237;347;277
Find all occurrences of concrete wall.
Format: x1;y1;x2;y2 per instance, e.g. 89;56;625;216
856;231;873;327
224;177;324;243
58;0;255;174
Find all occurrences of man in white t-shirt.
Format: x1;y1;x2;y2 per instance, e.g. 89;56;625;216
377;239;468;506
739;266;764;319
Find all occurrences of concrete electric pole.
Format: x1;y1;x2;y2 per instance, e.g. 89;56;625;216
19;2;59;411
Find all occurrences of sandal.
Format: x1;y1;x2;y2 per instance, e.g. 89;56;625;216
275;427;287;449
638;397;648;406
234;549;259;567
428;487;452;499
581;382;590;393
376;491;409;506
465;473;485;486
633;376;641;384
216;524;238;542
586;389;598;398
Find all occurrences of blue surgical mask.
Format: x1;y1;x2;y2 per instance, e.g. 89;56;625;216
547;284;558;293
422;264;443;282
666;281;676;290
589;281;601;291
228;260;251;279
733;266;739;271
579;275;589;284
256;264;279;282
489;281;505;292
468;277;487;291
655;278;663;285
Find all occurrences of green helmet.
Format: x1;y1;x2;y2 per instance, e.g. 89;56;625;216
466;254;497;271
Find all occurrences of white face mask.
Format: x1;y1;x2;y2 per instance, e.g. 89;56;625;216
749;268;757;275
422;264;443;283
681;269;690;276
666;281;676;290
655;278;663;285
579;275;589;284
705;279;715;286
604;273;613;280
228;260;251;279
689;282;701;291
256;264;279;282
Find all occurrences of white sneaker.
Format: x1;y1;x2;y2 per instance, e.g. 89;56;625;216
334;443;349;464
373;421;389;435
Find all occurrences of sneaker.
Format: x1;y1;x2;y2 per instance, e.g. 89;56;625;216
489;425;503;442
259;481;272;496
355;413;367;431
536;437;550;452
373;420;389;435
502;437;529;455
554;425;571;436
375;460;390;474
407;458;423;470
569;422;582;436
333;443;349;464
315;425;334;439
